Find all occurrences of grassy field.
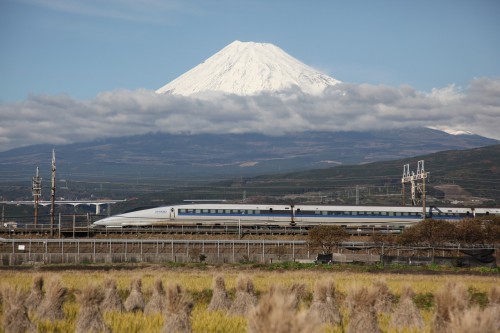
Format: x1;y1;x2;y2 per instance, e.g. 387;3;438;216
0;266;498;332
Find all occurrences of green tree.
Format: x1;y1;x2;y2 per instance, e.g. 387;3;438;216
307;225;349;254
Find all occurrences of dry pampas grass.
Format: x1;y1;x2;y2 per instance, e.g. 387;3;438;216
36;277;68;321
101;278;123;313
487;285;500;331
448;306;498;333
307;279;341;325
432;282;469;333
26;275;44;312
145;279;167;315
248;287;321;333
75;284;110;333
1;286;36;333
268;283;307;310
389;285;424;330
207;275;231;312
228;275;258;316
345;286;381;333
372;279;395;313
124;278;145;312
161;283;193;333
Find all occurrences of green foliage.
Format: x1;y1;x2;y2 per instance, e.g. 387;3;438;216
468;286;489;308
413;292;434;310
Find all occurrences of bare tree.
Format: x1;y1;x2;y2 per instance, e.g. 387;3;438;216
307;225;349;254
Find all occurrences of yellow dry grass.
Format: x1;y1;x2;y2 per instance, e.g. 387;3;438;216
0;268;497;333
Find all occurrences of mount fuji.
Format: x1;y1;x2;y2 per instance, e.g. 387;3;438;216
156;40;340;96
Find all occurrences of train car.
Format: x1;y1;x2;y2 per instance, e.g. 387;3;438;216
92;203;500;228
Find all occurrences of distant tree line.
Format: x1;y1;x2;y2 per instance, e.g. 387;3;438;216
396;216;500;246
308;217;500;253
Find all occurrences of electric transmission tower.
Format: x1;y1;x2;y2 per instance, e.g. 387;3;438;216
32;167;42;225
402;160;429;218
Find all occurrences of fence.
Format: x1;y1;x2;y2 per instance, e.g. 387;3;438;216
0;238;496;266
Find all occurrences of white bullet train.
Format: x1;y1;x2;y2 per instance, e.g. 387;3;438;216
92;203;500;228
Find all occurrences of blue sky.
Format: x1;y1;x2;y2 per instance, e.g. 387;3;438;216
1;0;500;151
1;0;499;102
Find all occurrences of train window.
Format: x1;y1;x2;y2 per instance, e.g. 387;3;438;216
202;209;208;213
188;209;194;214
210;209;216;214
195;209;201;214
358;211;365;215
255;210;260;214
217;209;223;214
381;212;387;216
224;210;231;214
248;210;254;214
322;211;327;215
344;211;350;215
179;209;186;213
232;210;239;214
352;211;357;216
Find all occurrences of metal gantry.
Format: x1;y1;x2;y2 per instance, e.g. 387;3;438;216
402;160;429;217
31;167;42;225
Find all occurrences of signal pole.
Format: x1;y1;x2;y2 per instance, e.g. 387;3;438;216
50;149;56;236
32;167;42;225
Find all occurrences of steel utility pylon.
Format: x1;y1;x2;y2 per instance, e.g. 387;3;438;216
402;160;429;218
32;167;42;225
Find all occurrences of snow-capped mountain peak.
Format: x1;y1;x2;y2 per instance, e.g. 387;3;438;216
427;126;475;136
156;40;340;96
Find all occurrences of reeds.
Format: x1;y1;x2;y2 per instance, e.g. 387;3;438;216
207;275;231;312
145;279;167;315
248;286;320;333
389;285;424;330
1;285;36;333
124;278;145;312
75;284;110;333
161;283;193;333
36;277;68;321
228;275;258;316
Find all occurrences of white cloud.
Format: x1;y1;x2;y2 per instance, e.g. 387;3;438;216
1;78;499;152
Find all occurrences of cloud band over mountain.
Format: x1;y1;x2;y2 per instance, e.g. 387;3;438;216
1;77;499;152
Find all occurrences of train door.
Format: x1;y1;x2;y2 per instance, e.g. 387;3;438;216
267;208;274;223
169;207;175;220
